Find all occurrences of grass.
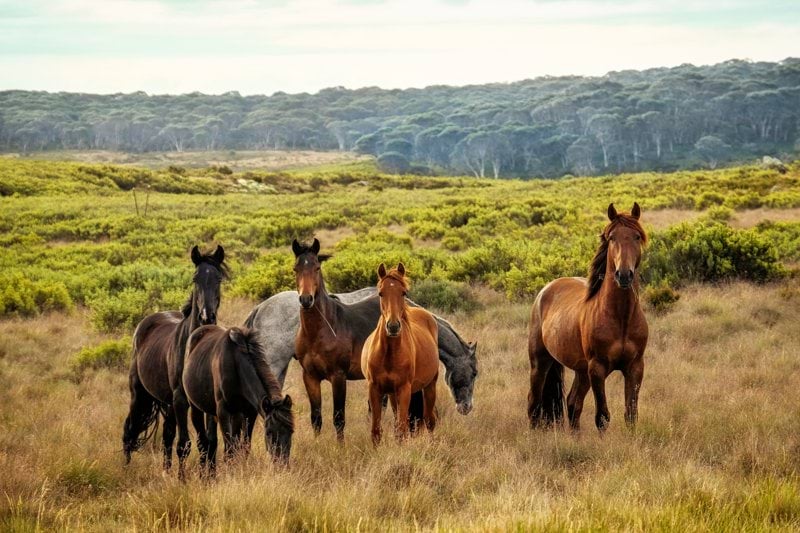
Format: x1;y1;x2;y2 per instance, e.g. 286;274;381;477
1;282;800;531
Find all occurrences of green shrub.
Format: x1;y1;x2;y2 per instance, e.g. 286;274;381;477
231;252;295;300
644;283;681;314
88;284;185;333
72;337;131;373
0;273;73;316
409;279;480;313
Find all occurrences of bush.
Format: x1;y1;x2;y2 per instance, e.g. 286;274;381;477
645;221;785;286
409;279;480;313
644;283;681;314
231;253;295;300
88;283;185;333
72;337;131;373
0;273;73;316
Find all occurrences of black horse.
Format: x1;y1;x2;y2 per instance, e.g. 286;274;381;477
122;245;226;470
181;326;294;477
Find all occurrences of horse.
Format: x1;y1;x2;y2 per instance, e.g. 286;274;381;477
122;245;226;469
181;325;294;476
243;288;477;415
527;203;648;431
292;238;387;441
362;263;439;444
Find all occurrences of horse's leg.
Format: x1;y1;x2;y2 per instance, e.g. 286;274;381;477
527;352;553;428
162;406;177;471
368;383;383;446
190;407;209;472
173;389;191;481
205;414;218;478
623;357;644;428
243;411;257;457
331;372;347;442
395;382;412;441
302;370;323;436
422;378;437;433
217;402;236;462
408;391;424;434
230;413;245;458
588;359;611;431
566;370;591;431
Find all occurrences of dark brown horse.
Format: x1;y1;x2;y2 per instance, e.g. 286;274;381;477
181;326;294;476
361;263;439;445
122;245;226;469
292;238;381;441
528;203;648;431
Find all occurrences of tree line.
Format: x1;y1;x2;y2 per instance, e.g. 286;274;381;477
2;58;799;177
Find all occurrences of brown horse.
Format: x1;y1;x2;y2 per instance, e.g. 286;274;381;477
122;245;226;469
181;326;294;477
361;263;439;445
292;238;380;441
527;203;648;431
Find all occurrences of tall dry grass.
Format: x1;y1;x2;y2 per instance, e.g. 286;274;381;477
1;282;799;531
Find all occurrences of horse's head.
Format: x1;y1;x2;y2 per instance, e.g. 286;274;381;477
604;203;646;290
190;245;226;325
262;394;294;465
292;238;330;309
445;340;478;415
377;262;409;337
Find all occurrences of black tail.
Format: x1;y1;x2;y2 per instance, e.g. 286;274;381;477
122;364;162;462
541;362;565;425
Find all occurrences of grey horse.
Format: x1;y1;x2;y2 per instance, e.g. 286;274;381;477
244;287;478;415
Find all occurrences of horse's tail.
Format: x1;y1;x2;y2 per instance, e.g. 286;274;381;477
122;342;162;462
541;362;565;425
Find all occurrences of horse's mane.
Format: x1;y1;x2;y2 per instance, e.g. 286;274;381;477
227;327;295;430
586;213;647;301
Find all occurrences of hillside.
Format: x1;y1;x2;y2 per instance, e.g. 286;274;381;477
2;58;800;178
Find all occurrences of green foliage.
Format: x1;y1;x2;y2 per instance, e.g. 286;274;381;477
231;253;295;300
72;337;131;373
644;283;681;314
646;221;785;286
0;272;73;316
409;279;480;313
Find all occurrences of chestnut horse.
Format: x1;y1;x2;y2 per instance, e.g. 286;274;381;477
122;245;225;469
181;326;294;477
361;263;439;444
527;203;648;431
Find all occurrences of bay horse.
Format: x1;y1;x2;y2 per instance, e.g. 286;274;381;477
527;203;648;431
293;238;382;441
361;263;439;444
181;326;294;477
122;245;226;469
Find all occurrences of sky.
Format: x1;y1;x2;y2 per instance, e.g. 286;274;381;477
1;0;799;95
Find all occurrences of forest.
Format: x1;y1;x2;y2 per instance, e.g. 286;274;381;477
2;58;800;178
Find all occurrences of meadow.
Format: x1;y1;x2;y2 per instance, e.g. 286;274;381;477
1;157;800;530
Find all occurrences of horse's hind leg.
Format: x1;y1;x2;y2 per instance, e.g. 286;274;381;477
205;414;218;478
566;370;591;430
162;407;177;471
173;390;192;480
191;407;209;471
302;370;323;436
422;377;438;433
623;357;644;428
331;373;347;442
527;350;554;428
589;359;611;431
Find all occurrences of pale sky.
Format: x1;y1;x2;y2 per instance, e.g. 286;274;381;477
1;0;799;95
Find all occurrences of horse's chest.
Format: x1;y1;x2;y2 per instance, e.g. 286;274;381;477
300;344;350;377
585;325;645;366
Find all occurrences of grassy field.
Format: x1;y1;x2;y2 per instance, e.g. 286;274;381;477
1;158;800;530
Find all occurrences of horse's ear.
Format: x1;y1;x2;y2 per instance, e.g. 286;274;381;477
311;238;320;255
282;394;292;408
191;245;202;265
213;245;225;264
291;239;303;257
631;202;641;220
377;263;387;279
228;327;244;344
607;203;617;221
397;262;406;276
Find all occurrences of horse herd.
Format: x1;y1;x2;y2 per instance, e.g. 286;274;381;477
122;202;648;479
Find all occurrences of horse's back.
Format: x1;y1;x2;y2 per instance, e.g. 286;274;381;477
532;277;588;369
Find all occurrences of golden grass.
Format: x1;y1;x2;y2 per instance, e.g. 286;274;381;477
2;282;800;531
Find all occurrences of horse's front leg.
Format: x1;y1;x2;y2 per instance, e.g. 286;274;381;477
588;358;611;431
422;375;438;433
331;372;347;442
302;370;323;436
368;382;383;446
394;382;412;440
623;357;644;428
217;402;237;462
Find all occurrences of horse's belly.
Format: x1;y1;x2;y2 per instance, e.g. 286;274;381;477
541;314;585;369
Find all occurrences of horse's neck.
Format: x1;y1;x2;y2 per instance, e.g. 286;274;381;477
299;285;338;336
596;270;640;326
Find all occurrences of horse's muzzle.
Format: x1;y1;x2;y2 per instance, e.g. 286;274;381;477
299;294;314;309
456;400;473;415
385;321;401;337
614;269;634;289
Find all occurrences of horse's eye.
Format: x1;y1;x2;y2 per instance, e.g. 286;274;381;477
635;235;641;241
403;291;407;297
378;292;383;298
